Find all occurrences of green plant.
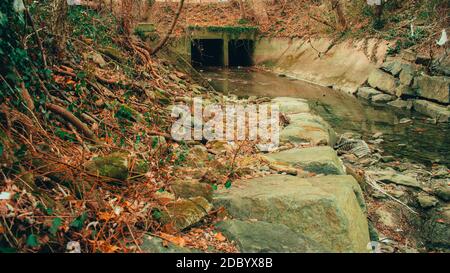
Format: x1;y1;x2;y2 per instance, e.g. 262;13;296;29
0;1;42;110
134;28;146;40
67;6;117;46
115;105;135;122
237;18;249;25
55;128;77;142
387;41;401;56
372;18;385;30
70;212;88;230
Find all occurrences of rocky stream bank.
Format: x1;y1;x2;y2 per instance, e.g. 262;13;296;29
356;50;450;123
136;96;449;253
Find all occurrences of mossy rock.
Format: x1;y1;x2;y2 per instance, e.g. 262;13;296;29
171;180;213;201
214;175;370;252
135;23;156;33
99;46;126;63
161;196;213;231
85;152;129;181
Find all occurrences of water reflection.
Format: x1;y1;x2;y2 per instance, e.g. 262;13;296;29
201;67;450;167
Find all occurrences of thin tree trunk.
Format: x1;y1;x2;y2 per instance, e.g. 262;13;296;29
52;0;68;58
23;2;47;68
375;1;384;21
238;0;247;20
249;0;269;25
331;0;347;31
121;0;133;36
151;0;185;55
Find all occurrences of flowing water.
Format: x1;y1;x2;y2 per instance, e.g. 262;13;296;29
200;67;450;167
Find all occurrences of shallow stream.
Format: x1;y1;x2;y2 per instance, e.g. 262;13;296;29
201;67;450;167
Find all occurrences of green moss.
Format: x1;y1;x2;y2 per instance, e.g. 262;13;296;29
87;152;129;180
133;159;150;175
187;25;258;38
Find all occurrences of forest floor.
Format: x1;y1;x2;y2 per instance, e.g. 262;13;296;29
0;4;257;253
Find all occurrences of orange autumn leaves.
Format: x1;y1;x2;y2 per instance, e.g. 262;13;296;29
154;226;236;253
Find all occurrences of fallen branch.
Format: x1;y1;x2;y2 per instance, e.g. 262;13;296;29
308;13;336;30
46;103;100;144
364;174;418;214
53;66;77;77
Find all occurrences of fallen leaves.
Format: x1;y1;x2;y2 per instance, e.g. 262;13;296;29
214;232;226;242
98;211;115;221
159;232;186;247
89;240;120;253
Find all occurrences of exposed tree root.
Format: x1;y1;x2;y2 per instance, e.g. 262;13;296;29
45;103;100;144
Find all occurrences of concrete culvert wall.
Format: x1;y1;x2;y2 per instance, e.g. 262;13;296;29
191;39;224;67
229;40;254;67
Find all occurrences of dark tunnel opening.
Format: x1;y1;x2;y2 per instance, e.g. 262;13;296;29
191;39;224;67
228;39;254;67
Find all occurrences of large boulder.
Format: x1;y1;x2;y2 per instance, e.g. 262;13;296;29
213;175;370;252
271;97;310;114
368;69;398;95
263;147;346;175
417;194;438;209
413;100;450;122
413;75;450;104
216;219;327;253
280;113;337;146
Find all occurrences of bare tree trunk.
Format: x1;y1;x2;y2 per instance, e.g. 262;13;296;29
238;0;247;20
375;1;384;21
151;0;185;55
331;0;347;31
121;0;133;36
249;0;269;25
52;0;68;59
